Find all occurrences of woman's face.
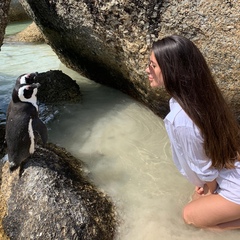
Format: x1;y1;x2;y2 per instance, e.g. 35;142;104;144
145;51;164;88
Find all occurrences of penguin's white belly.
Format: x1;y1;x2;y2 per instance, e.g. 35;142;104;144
28;118;35;154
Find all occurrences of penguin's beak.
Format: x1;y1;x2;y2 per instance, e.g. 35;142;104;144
33;72;38;79
26;83;40;90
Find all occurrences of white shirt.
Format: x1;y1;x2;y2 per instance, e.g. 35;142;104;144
164;98;240;204
164;98;218;187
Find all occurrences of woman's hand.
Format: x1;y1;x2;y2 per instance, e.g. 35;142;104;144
192;186;206;201
195;180;217;196
195;186;205;195
192;185;211;201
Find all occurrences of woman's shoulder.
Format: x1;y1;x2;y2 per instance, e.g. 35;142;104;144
165;106;202;141
165;99;194;128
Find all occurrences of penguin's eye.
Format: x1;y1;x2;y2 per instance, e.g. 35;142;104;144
25;73;37;84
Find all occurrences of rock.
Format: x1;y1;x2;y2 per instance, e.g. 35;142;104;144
18;0;240;118
8;0;30;22
0;124;6;185
1;143;116;239
0;125;6;160
35;70;82;103
9;22;45;42
0;188;8;240
0;124;8;239
0;0;11;49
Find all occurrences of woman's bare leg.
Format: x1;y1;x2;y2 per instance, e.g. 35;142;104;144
216;218;240;230
183;194;240;230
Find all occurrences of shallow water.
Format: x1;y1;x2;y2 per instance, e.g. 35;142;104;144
0;22;239;240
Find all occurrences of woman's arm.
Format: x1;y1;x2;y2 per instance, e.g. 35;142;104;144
205;179;218;194
195;179;218;196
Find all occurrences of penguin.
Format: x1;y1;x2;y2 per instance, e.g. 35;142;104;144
5;73;48;171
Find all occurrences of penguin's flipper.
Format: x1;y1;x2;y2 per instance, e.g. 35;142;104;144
32;118;48;145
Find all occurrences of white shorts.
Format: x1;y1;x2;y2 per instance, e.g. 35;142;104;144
217;163;240;205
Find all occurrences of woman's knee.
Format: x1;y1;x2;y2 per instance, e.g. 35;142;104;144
182;204;201;227
182;205;193;225
182;203;208;228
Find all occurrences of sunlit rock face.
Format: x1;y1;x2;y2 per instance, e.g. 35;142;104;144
19;0;240;118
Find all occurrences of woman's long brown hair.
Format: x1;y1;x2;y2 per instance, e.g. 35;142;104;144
153;35;240;169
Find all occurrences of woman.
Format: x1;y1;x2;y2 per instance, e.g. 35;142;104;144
146;35;240;230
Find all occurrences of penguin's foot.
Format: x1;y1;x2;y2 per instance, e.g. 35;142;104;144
9;162;19;172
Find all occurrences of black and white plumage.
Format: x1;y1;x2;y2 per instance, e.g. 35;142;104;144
5;73;48;171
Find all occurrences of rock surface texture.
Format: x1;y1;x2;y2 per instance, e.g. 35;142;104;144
6;22;45;42
1;144;116;240
0;126;8;240
8;0;30;22
18;0;240;118
35;70;82;103
0;0;11;49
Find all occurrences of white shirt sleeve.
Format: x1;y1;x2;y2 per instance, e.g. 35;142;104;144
174;126;219;183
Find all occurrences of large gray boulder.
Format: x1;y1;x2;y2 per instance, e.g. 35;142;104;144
18;0;240;118
1;143;116;239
